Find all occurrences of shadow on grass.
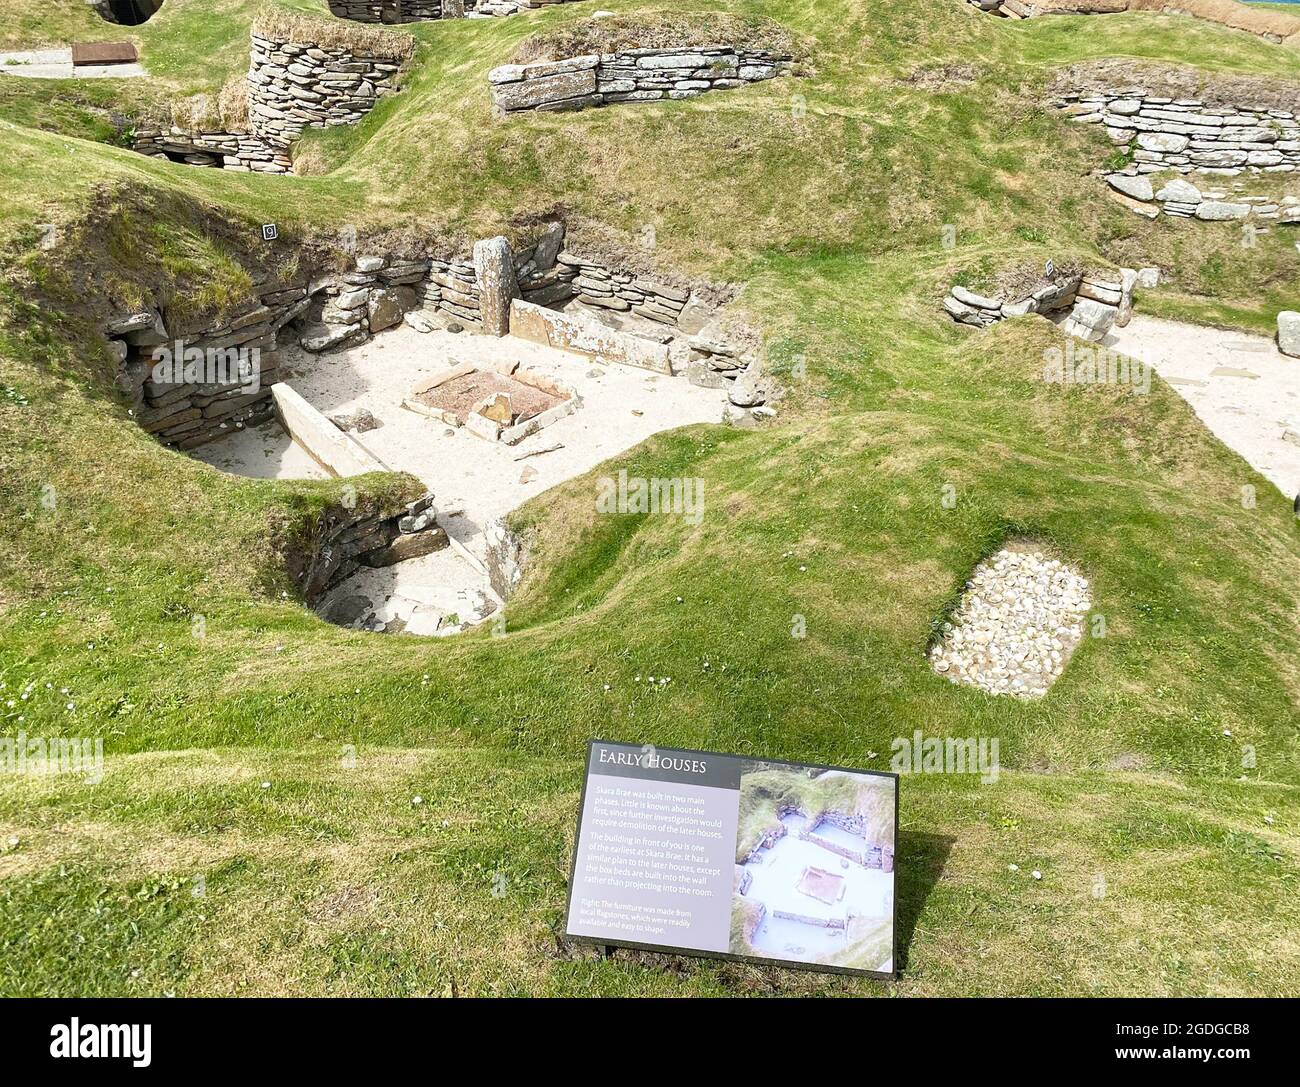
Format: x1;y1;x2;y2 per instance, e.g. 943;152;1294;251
895;830;954;973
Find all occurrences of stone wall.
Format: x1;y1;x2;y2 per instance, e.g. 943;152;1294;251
135;25;410;174
423;256;482;326
247;31;406;147
1103;172;1300;223
132;127;294;173
1059;88;1300;177
489;47;795;114
968;0;1300;43
108;284;314;450
327;0;443;20
107;222;770;452
943;267;1141;343
107;249;446;450
285;491;445;604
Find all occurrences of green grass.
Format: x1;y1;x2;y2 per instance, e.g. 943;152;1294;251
0;0;1298;996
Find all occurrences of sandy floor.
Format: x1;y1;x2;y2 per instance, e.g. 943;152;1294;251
1107;315;1300;499
195;324;732;632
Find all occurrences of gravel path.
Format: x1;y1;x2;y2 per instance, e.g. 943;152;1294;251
930;546;1092;699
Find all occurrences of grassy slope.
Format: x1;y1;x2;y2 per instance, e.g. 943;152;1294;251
0;0;1298;995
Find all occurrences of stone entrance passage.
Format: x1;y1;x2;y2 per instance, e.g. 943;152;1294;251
97;1;165;26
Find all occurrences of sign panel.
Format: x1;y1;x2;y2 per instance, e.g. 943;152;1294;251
565;740;898;978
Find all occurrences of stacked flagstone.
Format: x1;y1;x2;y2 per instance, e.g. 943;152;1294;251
246;32;406;146
290;490;447;604
133;26;410;174
132;128;294;173
1058;89;1300;178
1103;173;1300;223
106;286;312;450
489;47;795;114
942;268;1138;343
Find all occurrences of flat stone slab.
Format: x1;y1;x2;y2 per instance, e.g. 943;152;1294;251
0;49;146;79
71;42;138;66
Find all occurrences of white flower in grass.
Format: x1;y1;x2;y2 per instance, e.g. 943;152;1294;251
260;781;271;790
1008;863;1019;872
412;796;423;806
1031;870;1042;880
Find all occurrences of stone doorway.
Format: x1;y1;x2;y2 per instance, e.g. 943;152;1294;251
99;1;165;26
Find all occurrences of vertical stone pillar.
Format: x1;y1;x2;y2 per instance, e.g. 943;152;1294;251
443;0;465;18
474;236;517;337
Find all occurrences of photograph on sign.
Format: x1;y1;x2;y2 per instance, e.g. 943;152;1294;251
565;741;898;977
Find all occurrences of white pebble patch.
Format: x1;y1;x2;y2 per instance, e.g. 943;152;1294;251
930;547;1092;699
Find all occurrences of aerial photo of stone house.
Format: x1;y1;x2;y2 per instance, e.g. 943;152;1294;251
730;764;896;973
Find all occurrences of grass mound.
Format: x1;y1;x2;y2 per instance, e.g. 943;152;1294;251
252;4;417;59
1034;0;1300;43
511;11;807;64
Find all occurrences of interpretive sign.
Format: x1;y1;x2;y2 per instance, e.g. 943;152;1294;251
565;740;898;978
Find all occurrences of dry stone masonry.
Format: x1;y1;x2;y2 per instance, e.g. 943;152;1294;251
288;491;448;606
132;128;294;173
107;285;313;450
1060;88;1300;180
943;267;1139;342
930;547;1093;699
1104;173;1300;223
247;31;407;148
489;47;795;114
134;25;411;174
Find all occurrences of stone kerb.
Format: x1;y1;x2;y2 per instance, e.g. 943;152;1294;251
489;46;795;114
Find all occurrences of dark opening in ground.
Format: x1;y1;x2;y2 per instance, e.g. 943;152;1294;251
103;0;165;26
